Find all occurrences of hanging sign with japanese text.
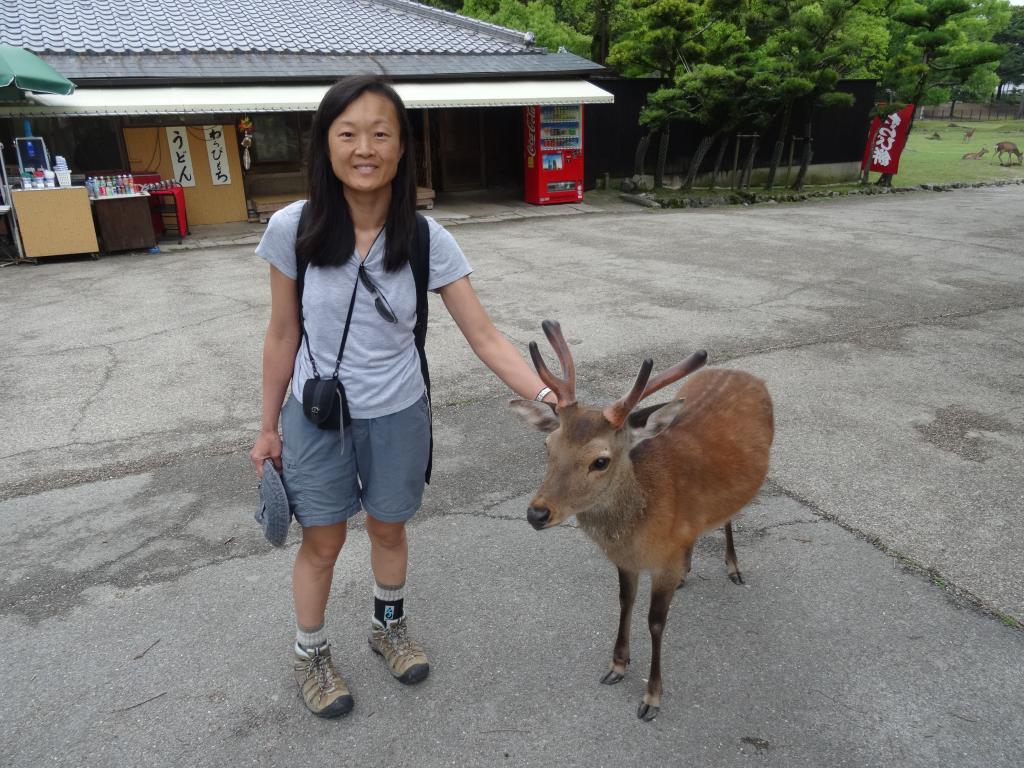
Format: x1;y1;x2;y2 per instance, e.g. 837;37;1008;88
862;104;915;175
525;106;537;169
203;125;232;186
165;127;196;187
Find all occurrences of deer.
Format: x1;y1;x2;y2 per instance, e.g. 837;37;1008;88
995;141;1022;166
511;321;774;721
961;147;988;160
962;128;975;143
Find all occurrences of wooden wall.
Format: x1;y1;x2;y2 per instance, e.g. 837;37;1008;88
123;125;248;225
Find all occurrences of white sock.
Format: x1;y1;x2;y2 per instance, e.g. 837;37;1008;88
296;622;327;651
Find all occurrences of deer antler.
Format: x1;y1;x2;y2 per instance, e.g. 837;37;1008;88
602;350;708;427
603;358;654;427
529;320;577;409
640;350;708;401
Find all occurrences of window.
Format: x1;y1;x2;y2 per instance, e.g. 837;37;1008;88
252;113;311;168
0;117;123;174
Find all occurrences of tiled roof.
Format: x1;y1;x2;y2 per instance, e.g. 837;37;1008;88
1;0;535;55
38;52;604;83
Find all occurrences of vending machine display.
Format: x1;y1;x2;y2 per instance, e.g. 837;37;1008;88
524;105;584;205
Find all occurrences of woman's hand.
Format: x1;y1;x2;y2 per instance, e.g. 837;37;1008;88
251;265;301;478
249;430;283;476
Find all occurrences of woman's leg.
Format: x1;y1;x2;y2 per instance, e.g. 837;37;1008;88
365;515;428;684
293;521;348;630
365;516;407;588
291;520;354;718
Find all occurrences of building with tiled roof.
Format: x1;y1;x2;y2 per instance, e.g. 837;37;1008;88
1;0;604;81
0;0;612;224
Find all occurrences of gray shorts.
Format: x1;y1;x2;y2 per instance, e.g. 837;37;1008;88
280;393;430;528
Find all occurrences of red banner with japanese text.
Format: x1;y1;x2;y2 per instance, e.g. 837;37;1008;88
862;104;915;174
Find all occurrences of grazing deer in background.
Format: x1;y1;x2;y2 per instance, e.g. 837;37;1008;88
962;128;975;143
511;321;774;721
961;147;988;160
995;141;1022;166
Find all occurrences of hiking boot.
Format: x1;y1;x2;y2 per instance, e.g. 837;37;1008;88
368;616;430;684
293;643;354;718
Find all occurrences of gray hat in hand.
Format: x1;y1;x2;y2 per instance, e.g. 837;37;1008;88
255;459;291;547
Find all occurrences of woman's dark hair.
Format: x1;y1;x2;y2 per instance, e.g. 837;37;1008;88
298;76;417;272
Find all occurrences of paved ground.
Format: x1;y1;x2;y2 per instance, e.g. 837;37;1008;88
1;187;1022;767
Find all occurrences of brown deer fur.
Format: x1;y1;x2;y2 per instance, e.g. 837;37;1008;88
511;321;774;721
995;141;1022;166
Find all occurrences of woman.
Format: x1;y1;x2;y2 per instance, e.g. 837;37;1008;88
249;76;556;719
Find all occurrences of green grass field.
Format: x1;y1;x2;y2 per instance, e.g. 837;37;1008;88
874;119;1024;187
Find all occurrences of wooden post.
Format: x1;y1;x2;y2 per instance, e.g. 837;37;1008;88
422;110;433;192
731;136;740;189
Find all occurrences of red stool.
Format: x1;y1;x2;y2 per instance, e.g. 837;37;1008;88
134;173;189;244
147;185;189;244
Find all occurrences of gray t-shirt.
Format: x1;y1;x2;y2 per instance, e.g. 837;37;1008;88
256;201;472;418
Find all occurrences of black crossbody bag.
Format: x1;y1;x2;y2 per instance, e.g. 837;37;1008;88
295;206;434;481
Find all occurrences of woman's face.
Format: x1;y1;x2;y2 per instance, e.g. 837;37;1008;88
327;91;404;196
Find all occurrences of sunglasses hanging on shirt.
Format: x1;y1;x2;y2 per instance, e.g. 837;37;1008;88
358;264;398;324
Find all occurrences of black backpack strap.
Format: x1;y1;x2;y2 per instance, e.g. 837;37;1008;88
293;201;322;376
295;201;310;313
411;213;433;483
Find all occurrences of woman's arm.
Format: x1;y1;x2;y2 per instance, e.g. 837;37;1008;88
249;265;302;475
439;276;556;404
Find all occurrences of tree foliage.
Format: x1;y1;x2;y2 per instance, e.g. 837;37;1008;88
881;0;1008;106
448;0;1014;185
994;6;1024;92
460;0;592;56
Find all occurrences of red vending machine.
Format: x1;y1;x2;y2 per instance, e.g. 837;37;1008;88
524;104;584;205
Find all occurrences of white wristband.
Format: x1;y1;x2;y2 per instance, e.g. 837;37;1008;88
534;386;553;402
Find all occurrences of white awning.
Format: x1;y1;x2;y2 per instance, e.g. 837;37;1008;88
0;79;613;117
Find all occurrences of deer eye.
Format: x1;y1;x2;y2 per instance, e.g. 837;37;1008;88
590;456;610;472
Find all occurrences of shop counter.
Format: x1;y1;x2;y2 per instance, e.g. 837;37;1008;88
11;187;99;259
92;193;157;253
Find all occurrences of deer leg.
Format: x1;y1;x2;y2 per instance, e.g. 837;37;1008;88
724;522;744;584
677;544;694;590
601;567;638;685
638;570;680;721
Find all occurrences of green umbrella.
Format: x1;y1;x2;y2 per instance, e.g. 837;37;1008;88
0;45;76;101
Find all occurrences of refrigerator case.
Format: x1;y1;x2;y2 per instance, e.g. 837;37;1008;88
524;105;584;205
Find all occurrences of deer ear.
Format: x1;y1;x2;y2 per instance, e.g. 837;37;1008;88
509;399;560;433
627;402;670;429
630;398;685;447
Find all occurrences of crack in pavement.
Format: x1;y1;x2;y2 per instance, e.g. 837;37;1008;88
69;344;119;441
0;304;266;361
763;477;1024;630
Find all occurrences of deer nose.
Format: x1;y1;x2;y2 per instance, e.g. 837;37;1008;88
527;505;551;530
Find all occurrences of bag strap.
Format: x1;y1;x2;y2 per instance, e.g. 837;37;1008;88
296;202;311;316
411;213;433;483
295;202;356;380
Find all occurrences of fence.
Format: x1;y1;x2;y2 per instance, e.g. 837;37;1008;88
917;102;1024;122
583;78;876;185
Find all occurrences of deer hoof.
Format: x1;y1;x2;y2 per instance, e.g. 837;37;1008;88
637;702;660;721
600;670;625;685
729;572;745;585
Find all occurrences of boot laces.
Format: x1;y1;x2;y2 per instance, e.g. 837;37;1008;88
308;648;336;694
385;619;416;660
